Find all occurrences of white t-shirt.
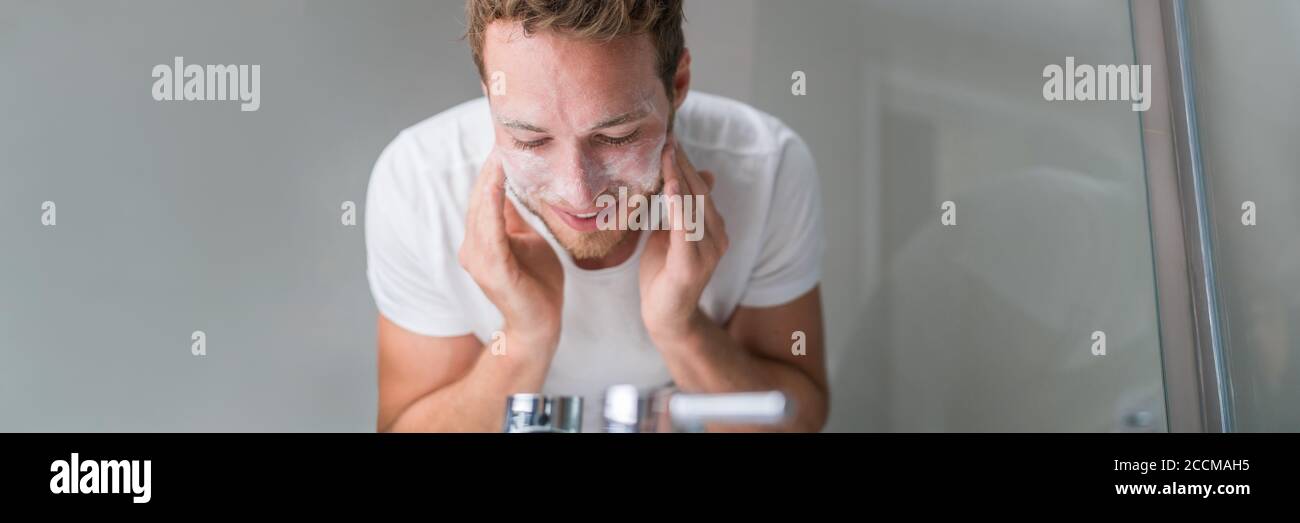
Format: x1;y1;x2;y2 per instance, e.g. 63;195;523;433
365;91;824;431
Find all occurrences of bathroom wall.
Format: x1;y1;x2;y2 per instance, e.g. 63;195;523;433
3;0;1169;431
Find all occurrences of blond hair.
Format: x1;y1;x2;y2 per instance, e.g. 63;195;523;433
466;0;686;99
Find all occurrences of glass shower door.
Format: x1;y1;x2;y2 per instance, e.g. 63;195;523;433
693;0;1170;431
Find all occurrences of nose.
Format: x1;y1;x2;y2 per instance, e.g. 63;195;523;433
553;144;607;208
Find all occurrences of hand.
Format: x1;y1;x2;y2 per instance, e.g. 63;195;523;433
459;150;565;349
639;135;729;345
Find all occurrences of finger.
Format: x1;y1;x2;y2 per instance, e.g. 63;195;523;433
466;151;494;225
698;169;716;191
640;227;670;276
477;152;510;255
659;138;705;262
498;180;546;243
682;188;720;257
658;139;682;233
669;137;710;257
694;171;722;253
664;176;699;261
673;139;708;197
701;191;727;255
659;136;682;197
502;187;528;236
663;135;695;199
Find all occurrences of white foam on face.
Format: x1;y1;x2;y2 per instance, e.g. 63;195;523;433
498;91;666;209
500;148;552;199
608;132;665;193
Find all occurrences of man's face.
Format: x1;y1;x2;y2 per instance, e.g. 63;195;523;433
482;21;673;259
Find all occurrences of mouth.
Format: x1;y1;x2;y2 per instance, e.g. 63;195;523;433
548;204;603;233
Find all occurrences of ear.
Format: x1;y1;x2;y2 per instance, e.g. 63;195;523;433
671;48;691;110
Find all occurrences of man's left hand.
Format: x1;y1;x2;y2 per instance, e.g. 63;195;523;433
639;135;729;347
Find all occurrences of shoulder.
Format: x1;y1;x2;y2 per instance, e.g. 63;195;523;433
674;91;807;160
366;98;492;219
398;97;494;169
674;93;817;211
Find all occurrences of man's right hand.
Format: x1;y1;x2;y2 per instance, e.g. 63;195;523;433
458;150;565;353
379;150;564;432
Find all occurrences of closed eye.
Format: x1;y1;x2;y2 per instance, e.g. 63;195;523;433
512;137;549;150
595;129;641;147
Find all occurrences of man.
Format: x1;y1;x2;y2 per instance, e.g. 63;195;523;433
366;0;827;432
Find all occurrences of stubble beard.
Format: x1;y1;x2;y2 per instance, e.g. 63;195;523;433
509;178;664;260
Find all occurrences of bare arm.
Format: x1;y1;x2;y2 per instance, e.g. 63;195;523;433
378;149;564;432
376;315;557;432
639;138;828;432
653;287;829;432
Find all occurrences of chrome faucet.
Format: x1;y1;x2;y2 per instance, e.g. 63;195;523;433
602;384;793;433
502;393;583;433
504;386;792;433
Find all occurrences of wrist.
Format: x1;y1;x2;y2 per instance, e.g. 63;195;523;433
504;320;560;348
490;325;558;391
505;323;559;347
647;309;708;349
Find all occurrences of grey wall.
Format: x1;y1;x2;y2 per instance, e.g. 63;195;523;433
3;1;1176;432
1;0;481;431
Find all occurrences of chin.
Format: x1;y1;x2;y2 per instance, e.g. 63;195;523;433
517;190;635;261
555;226;627;260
